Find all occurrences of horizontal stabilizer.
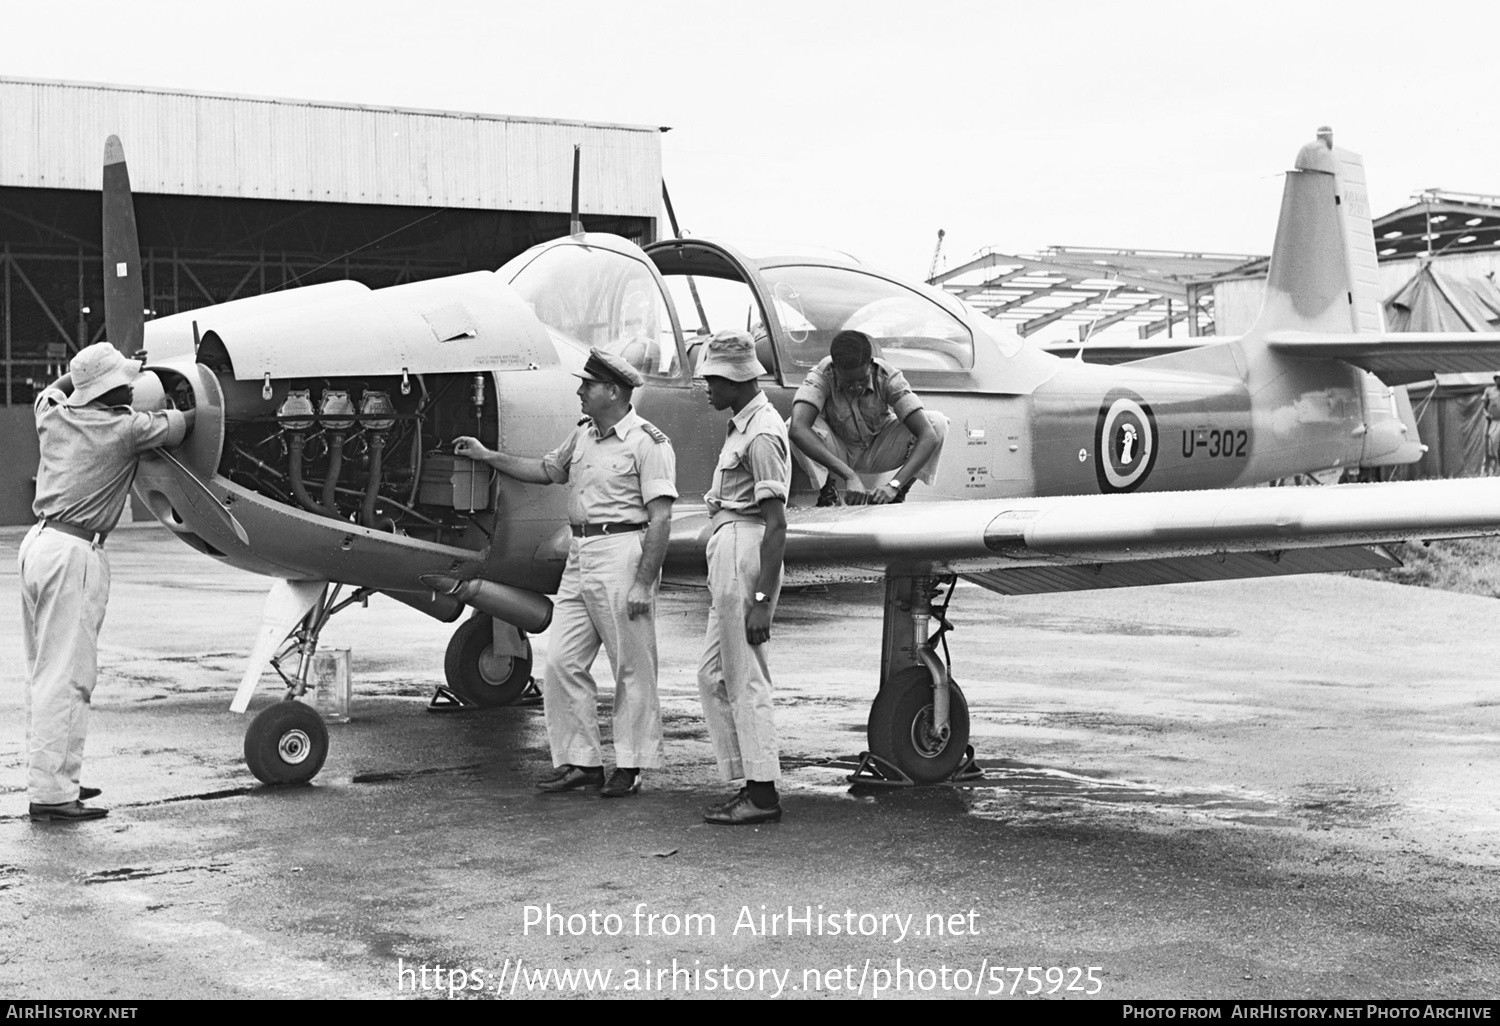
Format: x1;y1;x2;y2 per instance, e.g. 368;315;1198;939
1267;329;1500;383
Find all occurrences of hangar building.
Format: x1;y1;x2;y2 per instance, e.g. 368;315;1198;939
0;77;664;524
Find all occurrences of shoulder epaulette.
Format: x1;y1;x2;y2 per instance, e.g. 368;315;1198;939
639;420;669;444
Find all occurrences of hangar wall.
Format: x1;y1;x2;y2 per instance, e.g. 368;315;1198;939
0;78;665;525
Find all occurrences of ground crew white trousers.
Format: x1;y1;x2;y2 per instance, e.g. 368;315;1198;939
541;532;664;770
19;524;110;805
791;411;949;490
698;521;781;782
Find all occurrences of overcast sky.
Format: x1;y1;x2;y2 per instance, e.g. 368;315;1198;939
2;0;1495;279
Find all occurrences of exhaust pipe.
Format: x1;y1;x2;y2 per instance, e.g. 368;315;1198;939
419;574;553;633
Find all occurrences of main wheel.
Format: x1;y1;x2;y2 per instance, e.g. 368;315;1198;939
867;666;970;785
244;699;329;785
444;614;534;708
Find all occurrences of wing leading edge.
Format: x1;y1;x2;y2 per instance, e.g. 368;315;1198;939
664;477;1500;591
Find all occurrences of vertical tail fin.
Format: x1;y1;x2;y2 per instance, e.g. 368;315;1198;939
1247;128;1384;339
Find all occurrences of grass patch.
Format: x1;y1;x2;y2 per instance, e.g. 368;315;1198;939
1356;537;1500;599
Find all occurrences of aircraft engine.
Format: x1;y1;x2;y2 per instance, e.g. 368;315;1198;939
200;334;500;550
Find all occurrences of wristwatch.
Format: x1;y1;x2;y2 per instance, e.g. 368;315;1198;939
753;591;768;604
888;478;903;491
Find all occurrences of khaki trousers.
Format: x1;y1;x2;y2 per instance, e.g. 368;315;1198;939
19;524;110;805
697;521;781;782
792;411;949;489
541;532;664;770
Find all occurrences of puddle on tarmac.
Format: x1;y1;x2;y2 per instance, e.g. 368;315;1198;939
789;757;1314;828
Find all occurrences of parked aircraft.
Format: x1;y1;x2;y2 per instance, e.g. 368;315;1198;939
111;128;1500;787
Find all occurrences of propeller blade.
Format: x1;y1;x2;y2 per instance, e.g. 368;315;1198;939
102;135;145;358
154;447;250;546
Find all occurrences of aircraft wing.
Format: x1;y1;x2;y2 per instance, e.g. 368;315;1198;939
664;477;1500;594
1267;330;1500;383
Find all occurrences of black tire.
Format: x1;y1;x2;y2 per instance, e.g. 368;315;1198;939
867;666;970;785
444;614;534;708
244;699;329;785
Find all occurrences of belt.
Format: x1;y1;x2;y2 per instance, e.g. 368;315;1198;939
39;519;108;546
571;521;646;537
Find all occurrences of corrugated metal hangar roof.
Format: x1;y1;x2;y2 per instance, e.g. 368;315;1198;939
0;77;663;216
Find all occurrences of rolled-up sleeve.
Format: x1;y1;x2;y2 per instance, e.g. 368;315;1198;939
793;365;830;412
640;440;678;504
746;435;789;504
540;429;579;484
881;367;924;423
129;408;187;452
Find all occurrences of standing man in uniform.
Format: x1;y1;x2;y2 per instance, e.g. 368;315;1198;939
23;342;193;822
454;349;676;797
697;330;790;826
1483;374;1500;475
788;329;949;505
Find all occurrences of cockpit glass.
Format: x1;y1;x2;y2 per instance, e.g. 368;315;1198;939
503;243;681;381
759;265;974;373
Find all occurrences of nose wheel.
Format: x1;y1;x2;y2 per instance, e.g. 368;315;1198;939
244;699;329;785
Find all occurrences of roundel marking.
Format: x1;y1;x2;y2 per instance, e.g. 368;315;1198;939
1094;392;1157;493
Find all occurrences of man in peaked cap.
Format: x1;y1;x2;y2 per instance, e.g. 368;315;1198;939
23;342;194;822
695;330;791;825
454;347;677;797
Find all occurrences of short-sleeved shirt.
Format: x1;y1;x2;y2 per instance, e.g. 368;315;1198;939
32;388;189;534
540;407;677;525
705;391;790;521
793;356;925;450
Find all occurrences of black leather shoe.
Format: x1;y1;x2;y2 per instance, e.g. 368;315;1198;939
703;787;748;816
704;793;781;826
601;769;641;798
78;787;101;801
537;765;604;792
30;801;108;822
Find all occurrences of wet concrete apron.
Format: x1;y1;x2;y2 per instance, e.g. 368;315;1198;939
1;528;1497;999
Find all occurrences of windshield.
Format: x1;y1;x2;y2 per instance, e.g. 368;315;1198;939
759;265;975;373
503;243;681;380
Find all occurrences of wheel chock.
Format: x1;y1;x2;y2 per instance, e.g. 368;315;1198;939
951;745;984;782
847;747;987;788
426;685;472;713
846;751;915;788
512;677;544;707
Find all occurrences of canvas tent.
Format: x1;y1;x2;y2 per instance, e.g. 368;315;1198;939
1385;264;1500;479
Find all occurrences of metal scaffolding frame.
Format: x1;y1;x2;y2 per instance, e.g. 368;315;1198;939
929;246;1265;345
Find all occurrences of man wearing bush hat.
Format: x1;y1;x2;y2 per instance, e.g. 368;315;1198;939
454;347;677;798
22;342;193;822
696;329;791;825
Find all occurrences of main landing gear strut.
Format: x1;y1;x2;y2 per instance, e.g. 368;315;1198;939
244;583;373;785
854;574;980;786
